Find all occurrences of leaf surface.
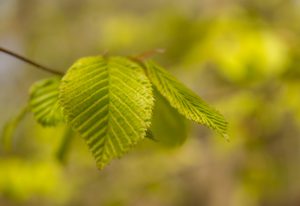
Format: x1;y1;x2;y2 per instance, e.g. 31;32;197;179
60;56;153;169
145;61;228;137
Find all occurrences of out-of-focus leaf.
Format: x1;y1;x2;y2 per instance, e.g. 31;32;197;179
29;77;64;126
151;90;188;147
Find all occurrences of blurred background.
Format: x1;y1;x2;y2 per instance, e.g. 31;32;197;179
1;0;300;205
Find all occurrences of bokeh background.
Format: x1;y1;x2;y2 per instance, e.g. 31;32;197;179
1;0;300;205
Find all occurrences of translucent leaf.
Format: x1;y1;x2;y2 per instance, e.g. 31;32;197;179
144;61;228;138
29;77;64;126
151;90;188;147
60;56;154;169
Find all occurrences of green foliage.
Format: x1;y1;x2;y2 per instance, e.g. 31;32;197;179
59;56;154;169
2;55;227;169
29;77;64;126
144;60;228;138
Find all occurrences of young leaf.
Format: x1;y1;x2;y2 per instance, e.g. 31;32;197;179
1;106;29;151
29;77;64;126
144;61;228;138
59;56;154;169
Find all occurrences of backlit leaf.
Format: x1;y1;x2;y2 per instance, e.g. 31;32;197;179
144;61;228;138
59;56;154;169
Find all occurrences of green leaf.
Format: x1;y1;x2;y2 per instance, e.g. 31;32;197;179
151;90;188;147
144;61;228;138
1;106;29;151
29;77;64;126
59;56;154;169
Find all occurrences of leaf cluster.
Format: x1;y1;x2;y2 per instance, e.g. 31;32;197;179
1;55;227;169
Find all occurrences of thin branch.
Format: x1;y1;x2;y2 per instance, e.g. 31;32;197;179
0;47;64;75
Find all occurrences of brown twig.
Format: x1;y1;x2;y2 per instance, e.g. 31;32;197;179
0;47;64;75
